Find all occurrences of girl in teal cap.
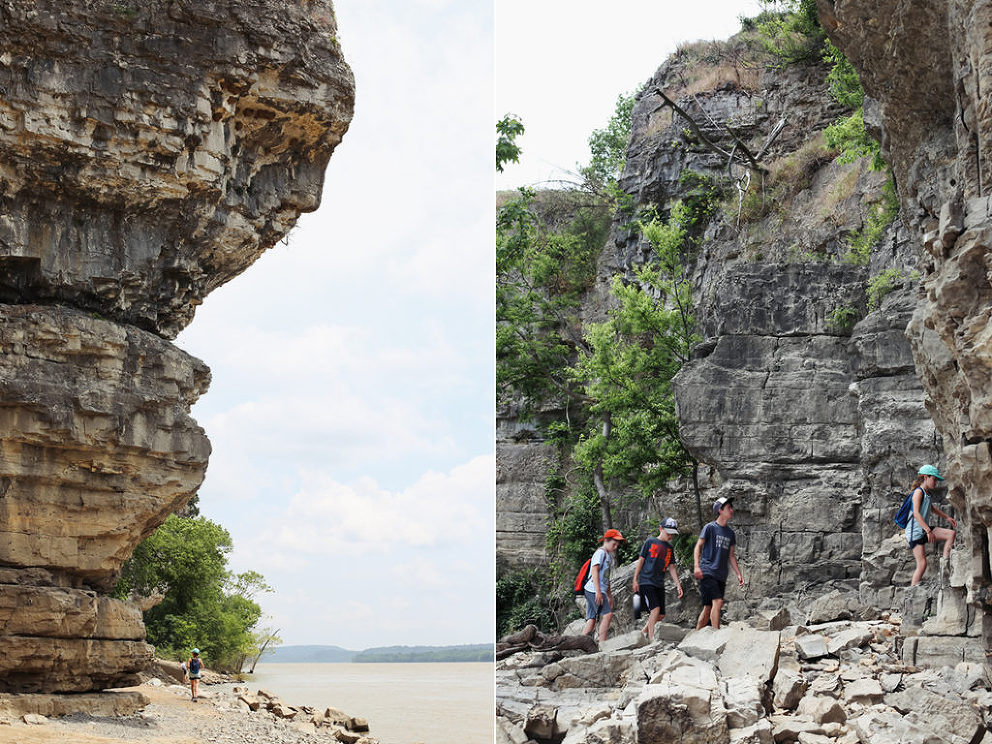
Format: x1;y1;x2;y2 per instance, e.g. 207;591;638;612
186;648;203;701
907;465;957;585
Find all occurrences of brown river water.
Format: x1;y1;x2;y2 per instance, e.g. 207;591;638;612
244;661;493;744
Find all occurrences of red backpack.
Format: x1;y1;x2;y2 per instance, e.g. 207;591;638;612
573;558;592;595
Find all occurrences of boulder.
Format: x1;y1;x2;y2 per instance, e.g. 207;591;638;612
599;631;649;653
795;635;829;661
729;719;774;744
842;678;883;706
524;705;558;741
716;625;781;683
772;658;808;711
885;685;985;744
635;682;729;744
721;676;766;729
796;695;846;725
678;627;732;662
824;625;873;655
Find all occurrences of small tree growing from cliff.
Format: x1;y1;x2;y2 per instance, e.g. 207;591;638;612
570;203;701;527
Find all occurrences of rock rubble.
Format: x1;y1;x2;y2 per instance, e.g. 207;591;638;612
0;681;380;744
496;602;992;744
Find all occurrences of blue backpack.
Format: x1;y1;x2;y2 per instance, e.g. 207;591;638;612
189;657;201;674
894;492;914;529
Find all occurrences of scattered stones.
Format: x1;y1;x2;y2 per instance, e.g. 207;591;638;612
497;610;992;744
795;635;829;661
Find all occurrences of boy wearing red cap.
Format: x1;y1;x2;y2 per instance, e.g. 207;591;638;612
581;528;625;641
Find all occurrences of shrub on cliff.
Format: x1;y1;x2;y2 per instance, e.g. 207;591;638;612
113;514;271;672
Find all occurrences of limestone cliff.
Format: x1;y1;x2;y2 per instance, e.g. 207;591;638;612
497;26;985;664
821;0;992;667
0;0;353;692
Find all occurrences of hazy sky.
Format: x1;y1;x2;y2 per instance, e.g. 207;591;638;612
172;0;765;651
496;0;765;191
175;0;494;651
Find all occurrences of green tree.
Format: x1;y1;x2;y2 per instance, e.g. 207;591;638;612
755;0;825;64
113;515;271;671
496;188;605;414
569;203;700;527
579;92;636;199
497;115;524;173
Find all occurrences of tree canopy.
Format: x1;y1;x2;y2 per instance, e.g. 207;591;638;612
113;514;272;671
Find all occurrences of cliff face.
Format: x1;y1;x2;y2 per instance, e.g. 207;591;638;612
497;29;989;662
0;1;353;692
821;0;992;661
621;45;948;616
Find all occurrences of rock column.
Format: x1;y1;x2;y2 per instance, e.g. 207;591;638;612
0;0;353;692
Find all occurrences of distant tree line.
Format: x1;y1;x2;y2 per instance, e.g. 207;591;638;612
353;644;492;663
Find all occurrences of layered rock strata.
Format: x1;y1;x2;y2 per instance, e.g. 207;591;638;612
497;34;946;628
0;0;353;692
821;0;992;667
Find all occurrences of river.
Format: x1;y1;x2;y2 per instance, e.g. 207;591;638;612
243;662;492;744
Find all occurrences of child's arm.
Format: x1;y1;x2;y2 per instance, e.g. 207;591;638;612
668;563;683;597
632;556;646;594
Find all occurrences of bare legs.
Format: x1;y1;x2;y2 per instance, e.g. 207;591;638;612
695;598;724;630
642;608;663;641
910;527;956;586
582;613;612;641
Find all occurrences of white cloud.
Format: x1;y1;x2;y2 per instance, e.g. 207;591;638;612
173;0;494;649
270;454;493;555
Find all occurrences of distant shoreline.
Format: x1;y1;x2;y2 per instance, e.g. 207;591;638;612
257;643;493;664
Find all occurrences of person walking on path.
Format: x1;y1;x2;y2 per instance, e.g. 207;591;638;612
632;517;684;641
186;648;204;701
581;528;625;642
694;496;744;630
907;464;957;586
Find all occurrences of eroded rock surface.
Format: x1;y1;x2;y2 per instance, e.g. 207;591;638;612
0;0;353;692
497;610;992;744
821;0;992;665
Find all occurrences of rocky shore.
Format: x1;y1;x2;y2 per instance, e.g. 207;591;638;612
496;596;992;744
0;678;379;744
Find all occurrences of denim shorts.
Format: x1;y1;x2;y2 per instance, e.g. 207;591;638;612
584;589;612;619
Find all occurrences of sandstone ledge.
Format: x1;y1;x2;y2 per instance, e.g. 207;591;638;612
0;690;149;719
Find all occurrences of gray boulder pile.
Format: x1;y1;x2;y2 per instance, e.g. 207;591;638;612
496;603;992;744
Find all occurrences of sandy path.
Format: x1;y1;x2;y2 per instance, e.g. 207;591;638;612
0;686;237;744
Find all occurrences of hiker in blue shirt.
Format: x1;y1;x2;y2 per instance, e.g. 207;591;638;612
186;648;204;701
907;464;957;586
693;496;744;630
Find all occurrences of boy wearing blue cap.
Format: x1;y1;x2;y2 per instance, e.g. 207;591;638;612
907;464;957;585
693;496;744;630
632;517;684;641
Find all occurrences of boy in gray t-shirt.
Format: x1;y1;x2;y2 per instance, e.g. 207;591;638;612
693;497;744;630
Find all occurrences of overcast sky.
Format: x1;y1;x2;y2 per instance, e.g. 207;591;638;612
175;0;494;651
172;0;765;652
496;0;765;191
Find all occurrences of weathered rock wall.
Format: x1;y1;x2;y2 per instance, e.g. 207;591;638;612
0;0;353;692
821;0;992;666
496;30;966;652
